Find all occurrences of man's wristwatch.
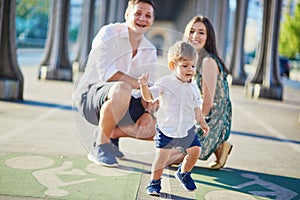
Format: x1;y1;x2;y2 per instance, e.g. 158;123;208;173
144;109;156;119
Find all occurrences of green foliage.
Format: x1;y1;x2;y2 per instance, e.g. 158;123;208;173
279;1;300;59
16;0;50;47
16;0;50;19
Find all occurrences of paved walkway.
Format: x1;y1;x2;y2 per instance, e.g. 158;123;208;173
0;66;300;200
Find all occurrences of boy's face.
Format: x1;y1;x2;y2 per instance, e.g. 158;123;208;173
126;2;154;34
172;59;196;83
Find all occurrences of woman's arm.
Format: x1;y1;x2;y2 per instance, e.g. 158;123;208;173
201;57;219;116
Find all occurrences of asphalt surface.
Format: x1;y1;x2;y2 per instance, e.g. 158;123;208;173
0;62;299;199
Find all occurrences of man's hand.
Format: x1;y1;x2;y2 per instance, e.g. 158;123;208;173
135;112;156;139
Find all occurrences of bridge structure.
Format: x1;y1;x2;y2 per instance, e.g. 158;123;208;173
0;0;283;100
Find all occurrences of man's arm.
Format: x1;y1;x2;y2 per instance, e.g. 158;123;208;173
108;71;139;89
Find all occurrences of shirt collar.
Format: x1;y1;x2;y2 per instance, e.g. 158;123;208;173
170;72;192;85
120;23;145;45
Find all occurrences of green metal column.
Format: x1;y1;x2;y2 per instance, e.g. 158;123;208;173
0;0;24;100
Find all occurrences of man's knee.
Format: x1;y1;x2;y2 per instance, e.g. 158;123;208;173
109;82;132;101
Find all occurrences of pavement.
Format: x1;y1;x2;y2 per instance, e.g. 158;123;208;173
0;64;300;200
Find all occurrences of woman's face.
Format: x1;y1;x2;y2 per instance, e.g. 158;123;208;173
126;2;154;34
188;21;207;51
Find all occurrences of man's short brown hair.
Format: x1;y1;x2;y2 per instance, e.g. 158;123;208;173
128;0;155;10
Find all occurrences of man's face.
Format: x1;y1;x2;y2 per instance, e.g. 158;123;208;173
126;2;154;34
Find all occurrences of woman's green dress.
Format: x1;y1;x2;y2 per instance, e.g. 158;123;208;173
196;55;232;160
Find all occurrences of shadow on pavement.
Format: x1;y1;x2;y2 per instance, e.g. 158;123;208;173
3;99;74;111
192;166;300;200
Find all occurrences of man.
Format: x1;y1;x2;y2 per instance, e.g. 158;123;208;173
73;0;157;167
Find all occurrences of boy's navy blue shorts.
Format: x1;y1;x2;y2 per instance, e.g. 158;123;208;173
154;125;201;150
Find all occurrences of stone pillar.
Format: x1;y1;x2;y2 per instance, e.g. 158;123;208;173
0;0;24;100
215;0;229;60
94;0;107;32
246;0;283;100
116;0;126;21
107;0;117;24
38;0;72;81
195;0;209;16
198;0;229;60
229;0;248;85
74;0;95;72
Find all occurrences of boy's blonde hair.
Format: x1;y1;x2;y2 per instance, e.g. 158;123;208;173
167;41;198;65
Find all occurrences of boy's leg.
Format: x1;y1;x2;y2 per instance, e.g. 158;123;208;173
147;148;171;196
175;146;200;191
151;148;172;180
181;146;201;172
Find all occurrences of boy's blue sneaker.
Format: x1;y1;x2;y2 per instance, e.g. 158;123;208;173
146;179;161;196
87;143;118;167
175;168;197;191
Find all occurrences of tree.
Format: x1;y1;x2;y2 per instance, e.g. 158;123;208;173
16;0;50;19
16;0;50;47
279;1;300;59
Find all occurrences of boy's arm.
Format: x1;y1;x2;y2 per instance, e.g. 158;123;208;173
138;73;153;102
195;107;210;136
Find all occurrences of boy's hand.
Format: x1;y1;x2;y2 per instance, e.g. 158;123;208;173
200;122;210;137
137;73;149;86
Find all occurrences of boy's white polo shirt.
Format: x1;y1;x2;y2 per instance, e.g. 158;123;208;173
150;73;202;138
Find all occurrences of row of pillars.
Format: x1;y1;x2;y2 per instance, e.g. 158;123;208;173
185;0;283;99
0;0;283;101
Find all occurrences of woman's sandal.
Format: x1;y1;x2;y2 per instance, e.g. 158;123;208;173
208;141;233;170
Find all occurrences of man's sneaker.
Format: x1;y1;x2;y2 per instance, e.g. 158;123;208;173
110;143;125;159
175;168;197;191
87;143;118;167
110;138;119;147
146;179;161;196
93;130;125;159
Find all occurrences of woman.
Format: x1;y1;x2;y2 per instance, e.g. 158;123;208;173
169;15;232;169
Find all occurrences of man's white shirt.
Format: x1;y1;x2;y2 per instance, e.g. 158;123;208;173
73;22;157;102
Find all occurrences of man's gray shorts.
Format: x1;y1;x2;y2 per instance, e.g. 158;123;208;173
77;82;145;126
